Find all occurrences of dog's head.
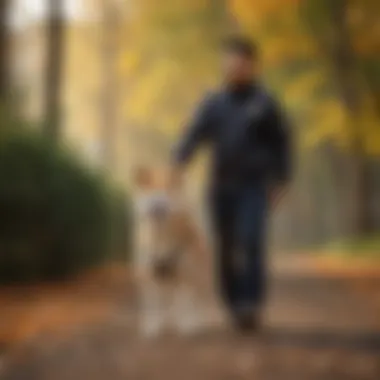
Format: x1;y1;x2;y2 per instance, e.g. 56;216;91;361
133;166;185;262
133;166;172;220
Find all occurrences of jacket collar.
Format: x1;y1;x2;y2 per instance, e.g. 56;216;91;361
223;80;260;101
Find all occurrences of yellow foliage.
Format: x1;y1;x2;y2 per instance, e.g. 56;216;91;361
231;0;300;20
302;100;348;148
116;0;380;165
119;50;142;74
118;0;225;163
284;70;328;103
263;35;318;65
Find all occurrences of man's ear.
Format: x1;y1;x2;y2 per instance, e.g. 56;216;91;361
133;166;154;189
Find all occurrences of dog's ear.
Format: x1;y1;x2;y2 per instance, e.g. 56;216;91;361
133;166;155;189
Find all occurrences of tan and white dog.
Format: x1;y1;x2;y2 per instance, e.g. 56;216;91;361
133;167;208;338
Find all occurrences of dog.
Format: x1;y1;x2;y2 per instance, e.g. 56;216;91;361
133;166;208;338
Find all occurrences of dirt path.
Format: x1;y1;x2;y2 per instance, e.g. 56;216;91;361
1;260;380;380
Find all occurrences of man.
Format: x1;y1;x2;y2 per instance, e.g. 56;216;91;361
171;36;291;332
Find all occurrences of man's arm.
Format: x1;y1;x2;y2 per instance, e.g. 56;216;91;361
170;94;215;187
172;93;214;165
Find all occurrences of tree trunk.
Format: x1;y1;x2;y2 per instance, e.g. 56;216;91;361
0;0;10;102
347;146;372;233
44;0;65;140
330;0;371;235
100;0;120;170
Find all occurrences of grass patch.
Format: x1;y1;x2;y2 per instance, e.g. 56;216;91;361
315;235;380;261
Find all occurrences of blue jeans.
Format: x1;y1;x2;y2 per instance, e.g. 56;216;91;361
209;184;268;316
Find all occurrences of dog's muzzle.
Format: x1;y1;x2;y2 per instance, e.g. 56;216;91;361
152;249;182;281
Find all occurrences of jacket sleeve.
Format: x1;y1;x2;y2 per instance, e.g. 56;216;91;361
269;101;292;185
172;94;215;165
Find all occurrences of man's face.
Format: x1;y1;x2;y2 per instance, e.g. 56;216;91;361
222;52;256;85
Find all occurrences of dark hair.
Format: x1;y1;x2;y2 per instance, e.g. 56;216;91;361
222;35;259;60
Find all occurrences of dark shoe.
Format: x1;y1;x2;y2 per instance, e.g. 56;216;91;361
233;308;262;334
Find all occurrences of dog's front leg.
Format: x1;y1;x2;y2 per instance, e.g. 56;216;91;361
173;283;202;336
139;280;166;338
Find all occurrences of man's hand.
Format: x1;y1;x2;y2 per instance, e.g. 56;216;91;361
268;185;288;210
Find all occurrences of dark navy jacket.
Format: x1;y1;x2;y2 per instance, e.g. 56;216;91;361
173;83;291;188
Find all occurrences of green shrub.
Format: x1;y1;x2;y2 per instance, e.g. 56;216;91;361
0;129;131;284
